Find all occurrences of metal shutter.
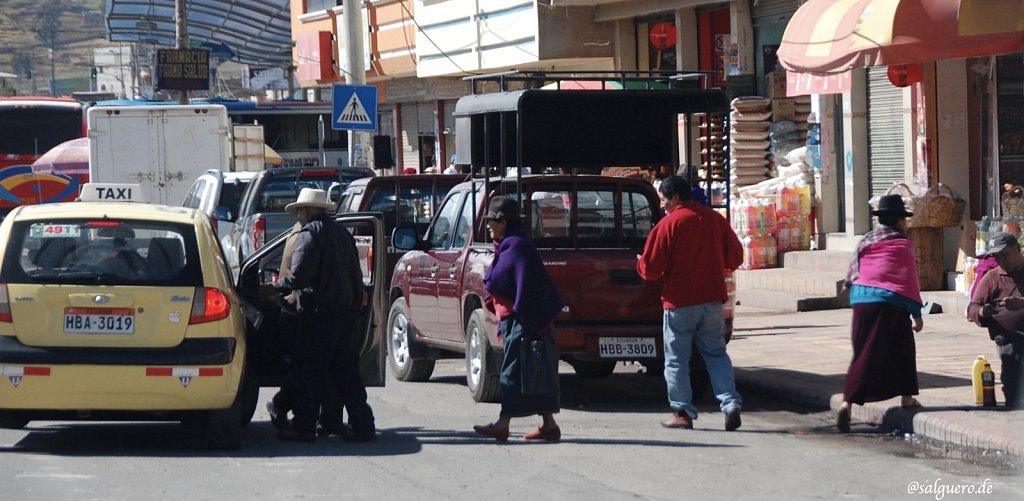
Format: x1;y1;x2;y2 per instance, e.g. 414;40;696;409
751;0;801;24
400;103;420;170
867;66;906;197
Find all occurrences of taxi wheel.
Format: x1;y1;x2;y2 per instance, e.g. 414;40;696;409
238;372;260;428
386;297;435;382
0;419;28;429
205;408;242;450
569;359;617;378
465;308;500;403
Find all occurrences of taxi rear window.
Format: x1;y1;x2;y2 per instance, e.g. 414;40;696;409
0;219;203;286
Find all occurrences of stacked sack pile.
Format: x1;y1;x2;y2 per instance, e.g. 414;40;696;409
734;146;815;258
768;96;813;159
729;97;773;194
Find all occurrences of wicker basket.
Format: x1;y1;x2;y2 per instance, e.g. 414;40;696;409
913;183;966;228
870;183;964;228
1001;183;1024;217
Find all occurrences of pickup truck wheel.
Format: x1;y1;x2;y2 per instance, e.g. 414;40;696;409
465;308;500;403
569;359;618;378
386;298;435;382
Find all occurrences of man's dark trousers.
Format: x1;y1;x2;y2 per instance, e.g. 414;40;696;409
288;310;342;434
321;311;375;434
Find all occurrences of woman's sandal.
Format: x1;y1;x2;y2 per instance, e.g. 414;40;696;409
836;407;851;434
901;397;923;408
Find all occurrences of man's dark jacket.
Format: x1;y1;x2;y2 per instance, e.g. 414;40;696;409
278;212;362;315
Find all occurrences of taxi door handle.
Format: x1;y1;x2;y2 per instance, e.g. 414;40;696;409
430;263;439;277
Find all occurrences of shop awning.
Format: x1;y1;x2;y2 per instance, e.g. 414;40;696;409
778;0;1024;76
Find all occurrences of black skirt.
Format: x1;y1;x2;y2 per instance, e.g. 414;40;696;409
843;302;919;405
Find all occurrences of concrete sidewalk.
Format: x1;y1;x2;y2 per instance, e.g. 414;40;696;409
729;303;1024;458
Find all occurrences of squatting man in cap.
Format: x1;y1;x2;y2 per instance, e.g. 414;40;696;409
967;231;1024;409
262;188;376;441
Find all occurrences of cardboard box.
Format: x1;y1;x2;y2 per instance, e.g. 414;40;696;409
765;70;787;99
772;98;798;122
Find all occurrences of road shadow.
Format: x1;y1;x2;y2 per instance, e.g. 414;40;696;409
0;421;742;456
0;421;427;458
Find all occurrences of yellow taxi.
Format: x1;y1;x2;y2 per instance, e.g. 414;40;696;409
0;183;250;449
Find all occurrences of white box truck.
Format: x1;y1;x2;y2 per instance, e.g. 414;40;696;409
87;104;231;204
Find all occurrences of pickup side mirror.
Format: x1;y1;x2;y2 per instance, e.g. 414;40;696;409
392;226;420;251
212;205;234;222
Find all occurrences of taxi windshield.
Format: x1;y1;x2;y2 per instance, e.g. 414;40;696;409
0;219;203;286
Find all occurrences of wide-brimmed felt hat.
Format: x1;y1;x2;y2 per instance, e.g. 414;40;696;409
982;232;1020;257
485;195;520;221
871;194;914;218
285;188;335;215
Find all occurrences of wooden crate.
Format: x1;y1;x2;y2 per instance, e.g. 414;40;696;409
909;227;944;291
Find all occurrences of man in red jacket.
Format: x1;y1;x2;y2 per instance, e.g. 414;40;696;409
637;175;744;431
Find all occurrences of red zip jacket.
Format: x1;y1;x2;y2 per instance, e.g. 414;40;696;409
637;201;743;309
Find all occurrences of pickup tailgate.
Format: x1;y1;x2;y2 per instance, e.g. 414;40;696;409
541;249;662;324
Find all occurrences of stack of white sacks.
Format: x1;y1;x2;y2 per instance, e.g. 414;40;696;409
729;97;772;193
736;145;815;198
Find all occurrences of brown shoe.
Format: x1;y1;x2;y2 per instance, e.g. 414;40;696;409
660;412;693;429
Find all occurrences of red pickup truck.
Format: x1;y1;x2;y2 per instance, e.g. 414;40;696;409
388;174;666;401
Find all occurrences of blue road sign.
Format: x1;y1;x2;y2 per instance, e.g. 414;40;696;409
332;84;378;131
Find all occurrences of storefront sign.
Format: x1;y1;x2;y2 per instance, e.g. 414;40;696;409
155;49;210;91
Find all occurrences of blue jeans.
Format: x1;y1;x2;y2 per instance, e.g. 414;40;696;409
663;303;742;419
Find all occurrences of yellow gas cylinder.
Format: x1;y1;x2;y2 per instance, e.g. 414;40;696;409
972;355;988;405
982;362;997;407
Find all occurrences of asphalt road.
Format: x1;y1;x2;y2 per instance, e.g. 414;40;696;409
0;360;1021;500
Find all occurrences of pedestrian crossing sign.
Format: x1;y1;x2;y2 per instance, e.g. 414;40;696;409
332;84;378;131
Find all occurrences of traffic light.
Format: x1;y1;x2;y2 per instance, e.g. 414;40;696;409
90;66;97;80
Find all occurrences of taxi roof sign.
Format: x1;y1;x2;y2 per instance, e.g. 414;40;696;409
79;183;148;203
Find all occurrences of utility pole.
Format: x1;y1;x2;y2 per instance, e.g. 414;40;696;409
35;8;60;96
175;0;188;104
343;0;370;168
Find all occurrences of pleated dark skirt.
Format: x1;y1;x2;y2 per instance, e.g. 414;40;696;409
843;302;919;405
499;314;560;417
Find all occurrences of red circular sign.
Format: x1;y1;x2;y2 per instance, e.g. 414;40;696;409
888;63;922;87
649;22;677;50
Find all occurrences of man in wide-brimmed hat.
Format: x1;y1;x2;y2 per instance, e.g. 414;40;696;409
837;193;924;432
266;188;376;441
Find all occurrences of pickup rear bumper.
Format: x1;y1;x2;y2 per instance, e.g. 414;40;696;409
553;323;663;358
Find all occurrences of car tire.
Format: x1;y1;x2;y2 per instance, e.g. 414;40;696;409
205;402;242;450
569;359;618;378
0;419;29;429
238;370;259;428
465;308;500;403
386;297;435;382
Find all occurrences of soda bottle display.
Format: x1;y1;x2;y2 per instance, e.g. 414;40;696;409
777;216;791;253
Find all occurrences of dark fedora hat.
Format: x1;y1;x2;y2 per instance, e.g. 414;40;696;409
485;195;521;221
871;194;914;218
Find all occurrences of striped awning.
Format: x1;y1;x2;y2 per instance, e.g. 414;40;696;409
778;0;1024;75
